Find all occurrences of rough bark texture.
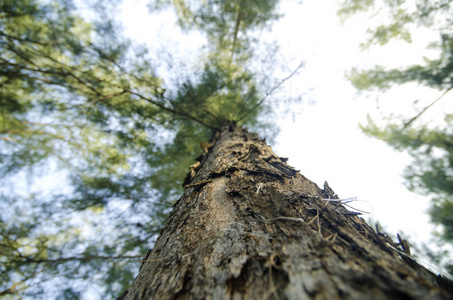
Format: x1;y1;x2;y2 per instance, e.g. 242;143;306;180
121;123;451;299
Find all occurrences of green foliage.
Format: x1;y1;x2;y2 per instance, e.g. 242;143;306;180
0;0;288;298
149;0;280;55
339;0;413;46
337;0;375;18
431;199;453;241
349;34;453;91
362;116;453;199
341;0;453;276
339;0;452;48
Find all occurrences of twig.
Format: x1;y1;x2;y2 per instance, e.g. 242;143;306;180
322;197;371;215
307;209;322;235
14;255;143;264
326;232;338;244
237;61;305;122
403;86;453;129
261;216;305;223
256;182;263;194
307;211;319;225
317;210;321;235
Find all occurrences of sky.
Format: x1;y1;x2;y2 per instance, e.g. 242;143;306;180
269;0;450;245
118;0;451;271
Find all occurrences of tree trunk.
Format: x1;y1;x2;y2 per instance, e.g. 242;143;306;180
120;123;451;299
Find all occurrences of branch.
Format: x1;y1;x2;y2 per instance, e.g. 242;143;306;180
39;49;218;129
418;0;452;19
238;61;305;122
130;91;216;130
403;86;453;129
15;254;144;265
0;30;55;47
3;37;218;130
0;269;43;296
231;0;245;57
3;56;215;130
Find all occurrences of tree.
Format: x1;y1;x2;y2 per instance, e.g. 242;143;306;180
0;0;169;296
4;0;448;298
338;0;453;267
0;0;286;297
119;122;452;299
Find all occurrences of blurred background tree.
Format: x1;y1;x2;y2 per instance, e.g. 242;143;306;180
0;0;292;298
339;0;453;275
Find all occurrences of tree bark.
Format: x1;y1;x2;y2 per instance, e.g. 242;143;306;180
120;123;451;299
